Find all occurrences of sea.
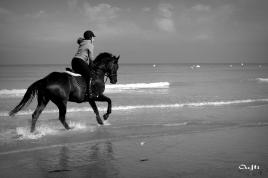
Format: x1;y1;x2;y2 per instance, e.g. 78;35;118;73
0;63;268;177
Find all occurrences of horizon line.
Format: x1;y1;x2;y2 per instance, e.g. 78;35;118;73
1;62;268;66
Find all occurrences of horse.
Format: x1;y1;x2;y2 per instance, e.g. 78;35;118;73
9;52;120;132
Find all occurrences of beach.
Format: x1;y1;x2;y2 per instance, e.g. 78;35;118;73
0;63;268;177
0;113;267;177
0;102;268;178
1;0;268;177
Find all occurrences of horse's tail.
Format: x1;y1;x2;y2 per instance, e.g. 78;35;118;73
9;79;44;116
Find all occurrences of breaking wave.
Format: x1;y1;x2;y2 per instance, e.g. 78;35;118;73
0;89;26;98
0;82;170;98
1;98;268;117
256;78;268;83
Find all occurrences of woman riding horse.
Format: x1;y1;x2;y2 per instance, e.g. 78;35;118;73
9;52;120;132
72;30;96;99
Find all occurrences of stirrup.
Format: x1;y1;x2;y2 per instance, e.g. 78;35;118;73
88;93;97;99
87;90;98;99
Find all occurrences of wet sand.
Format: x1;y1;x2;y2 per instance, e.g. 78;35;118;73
0;105;268;177
0;126;267;178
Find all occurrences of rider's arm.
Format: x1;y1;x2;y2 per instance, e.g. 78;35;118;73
87;43;94;61
88;49;94;61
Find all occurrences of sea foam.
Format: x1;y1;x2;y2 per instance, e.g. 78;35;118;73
0;82;170;98
2;98;268;117
256;78;268;83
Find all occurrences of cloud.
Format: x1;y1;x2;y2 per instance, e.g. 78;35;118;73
169;3;235;42
158;3;173;18
185;4;234;25
67;0;79;10
194;33;211;41
80;2;146;38
0;7;11;15
83;2;120;23
142;7;151;12
24;10;47;19
155;3;176;33
155;18;175;33
192;4;211;12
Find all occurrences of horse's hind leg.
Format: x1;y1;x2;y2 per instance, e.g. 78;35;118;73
53;99;71;130
31;95;49;132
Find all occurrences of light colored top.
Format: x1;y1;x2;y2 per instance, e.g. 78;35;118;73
74;39;94;62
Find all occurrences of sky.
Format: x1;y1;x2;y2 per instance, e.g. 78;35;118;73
0;0;268;64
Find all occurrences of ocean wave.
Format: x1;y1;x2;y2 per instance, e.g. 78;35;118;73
2;98;268;117
108;82;169;90
0;82;170;98
256;78;268;83
0;89;27;98
241;122;268;127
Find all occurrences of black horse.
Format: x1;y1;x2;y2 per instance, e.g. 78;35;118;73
9;52;120;132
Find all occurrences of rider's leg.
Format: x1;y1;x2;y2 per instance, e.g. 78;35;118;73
71;58;96;99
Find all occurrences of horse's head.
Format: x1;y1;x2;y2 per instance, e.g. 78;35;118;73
94;52;120;84
106;55;119;84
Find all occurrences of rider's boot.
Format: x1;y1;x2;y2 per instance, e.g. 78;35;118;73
87;79;97;99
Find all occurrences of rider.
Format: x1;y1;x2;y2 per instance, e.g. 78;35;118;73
71;30;96;99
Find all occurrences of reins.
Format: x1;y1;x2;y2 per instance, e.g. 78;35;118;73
104;74;109;83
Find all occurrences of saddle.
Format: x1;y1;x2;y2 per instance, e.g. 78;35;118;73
65;67;82;76
65;68;95;98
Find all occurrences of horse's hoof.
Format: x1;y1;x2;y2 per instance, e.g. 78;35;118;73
97;120;103;125
98;122;104;125
103;114;109;120
65;126;71;130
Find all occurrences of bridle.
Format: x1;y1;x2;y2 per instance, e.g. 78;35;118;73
104;73;117;83
92;57;118;84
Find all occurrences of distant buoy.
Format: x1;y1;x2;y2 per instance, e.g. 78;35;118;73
229;64;233;67
196;65;201;68
153;64;156;68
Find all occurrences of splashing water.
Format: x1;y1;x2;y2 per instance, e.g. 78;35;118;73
68;121;87;130
103;120;111;126
15;121;96;140
16;126;58;140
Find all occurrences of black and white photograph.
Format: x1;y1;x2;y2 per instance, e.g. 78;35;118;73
0;0;267;177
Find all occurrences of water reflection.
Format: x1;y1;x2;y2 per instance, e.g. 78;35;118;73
54;141;119;178
59;146;70;169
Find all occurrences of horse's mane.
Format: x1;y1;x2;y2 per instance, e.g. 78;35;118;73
93;52;113;65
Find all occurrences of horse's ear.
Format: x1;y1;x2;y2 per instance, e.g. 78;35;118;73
117;55;120;60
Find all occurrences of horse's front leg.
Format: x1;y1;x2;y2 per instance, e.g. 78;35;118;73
88;100;103;125
95;94;112;121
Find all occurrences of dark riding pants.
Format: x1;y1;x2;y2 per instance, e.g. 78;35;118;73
71;58;92;82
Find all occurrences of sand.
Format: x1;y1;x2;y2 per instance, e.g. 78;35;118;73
0;125;267;178
0;104;268;178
